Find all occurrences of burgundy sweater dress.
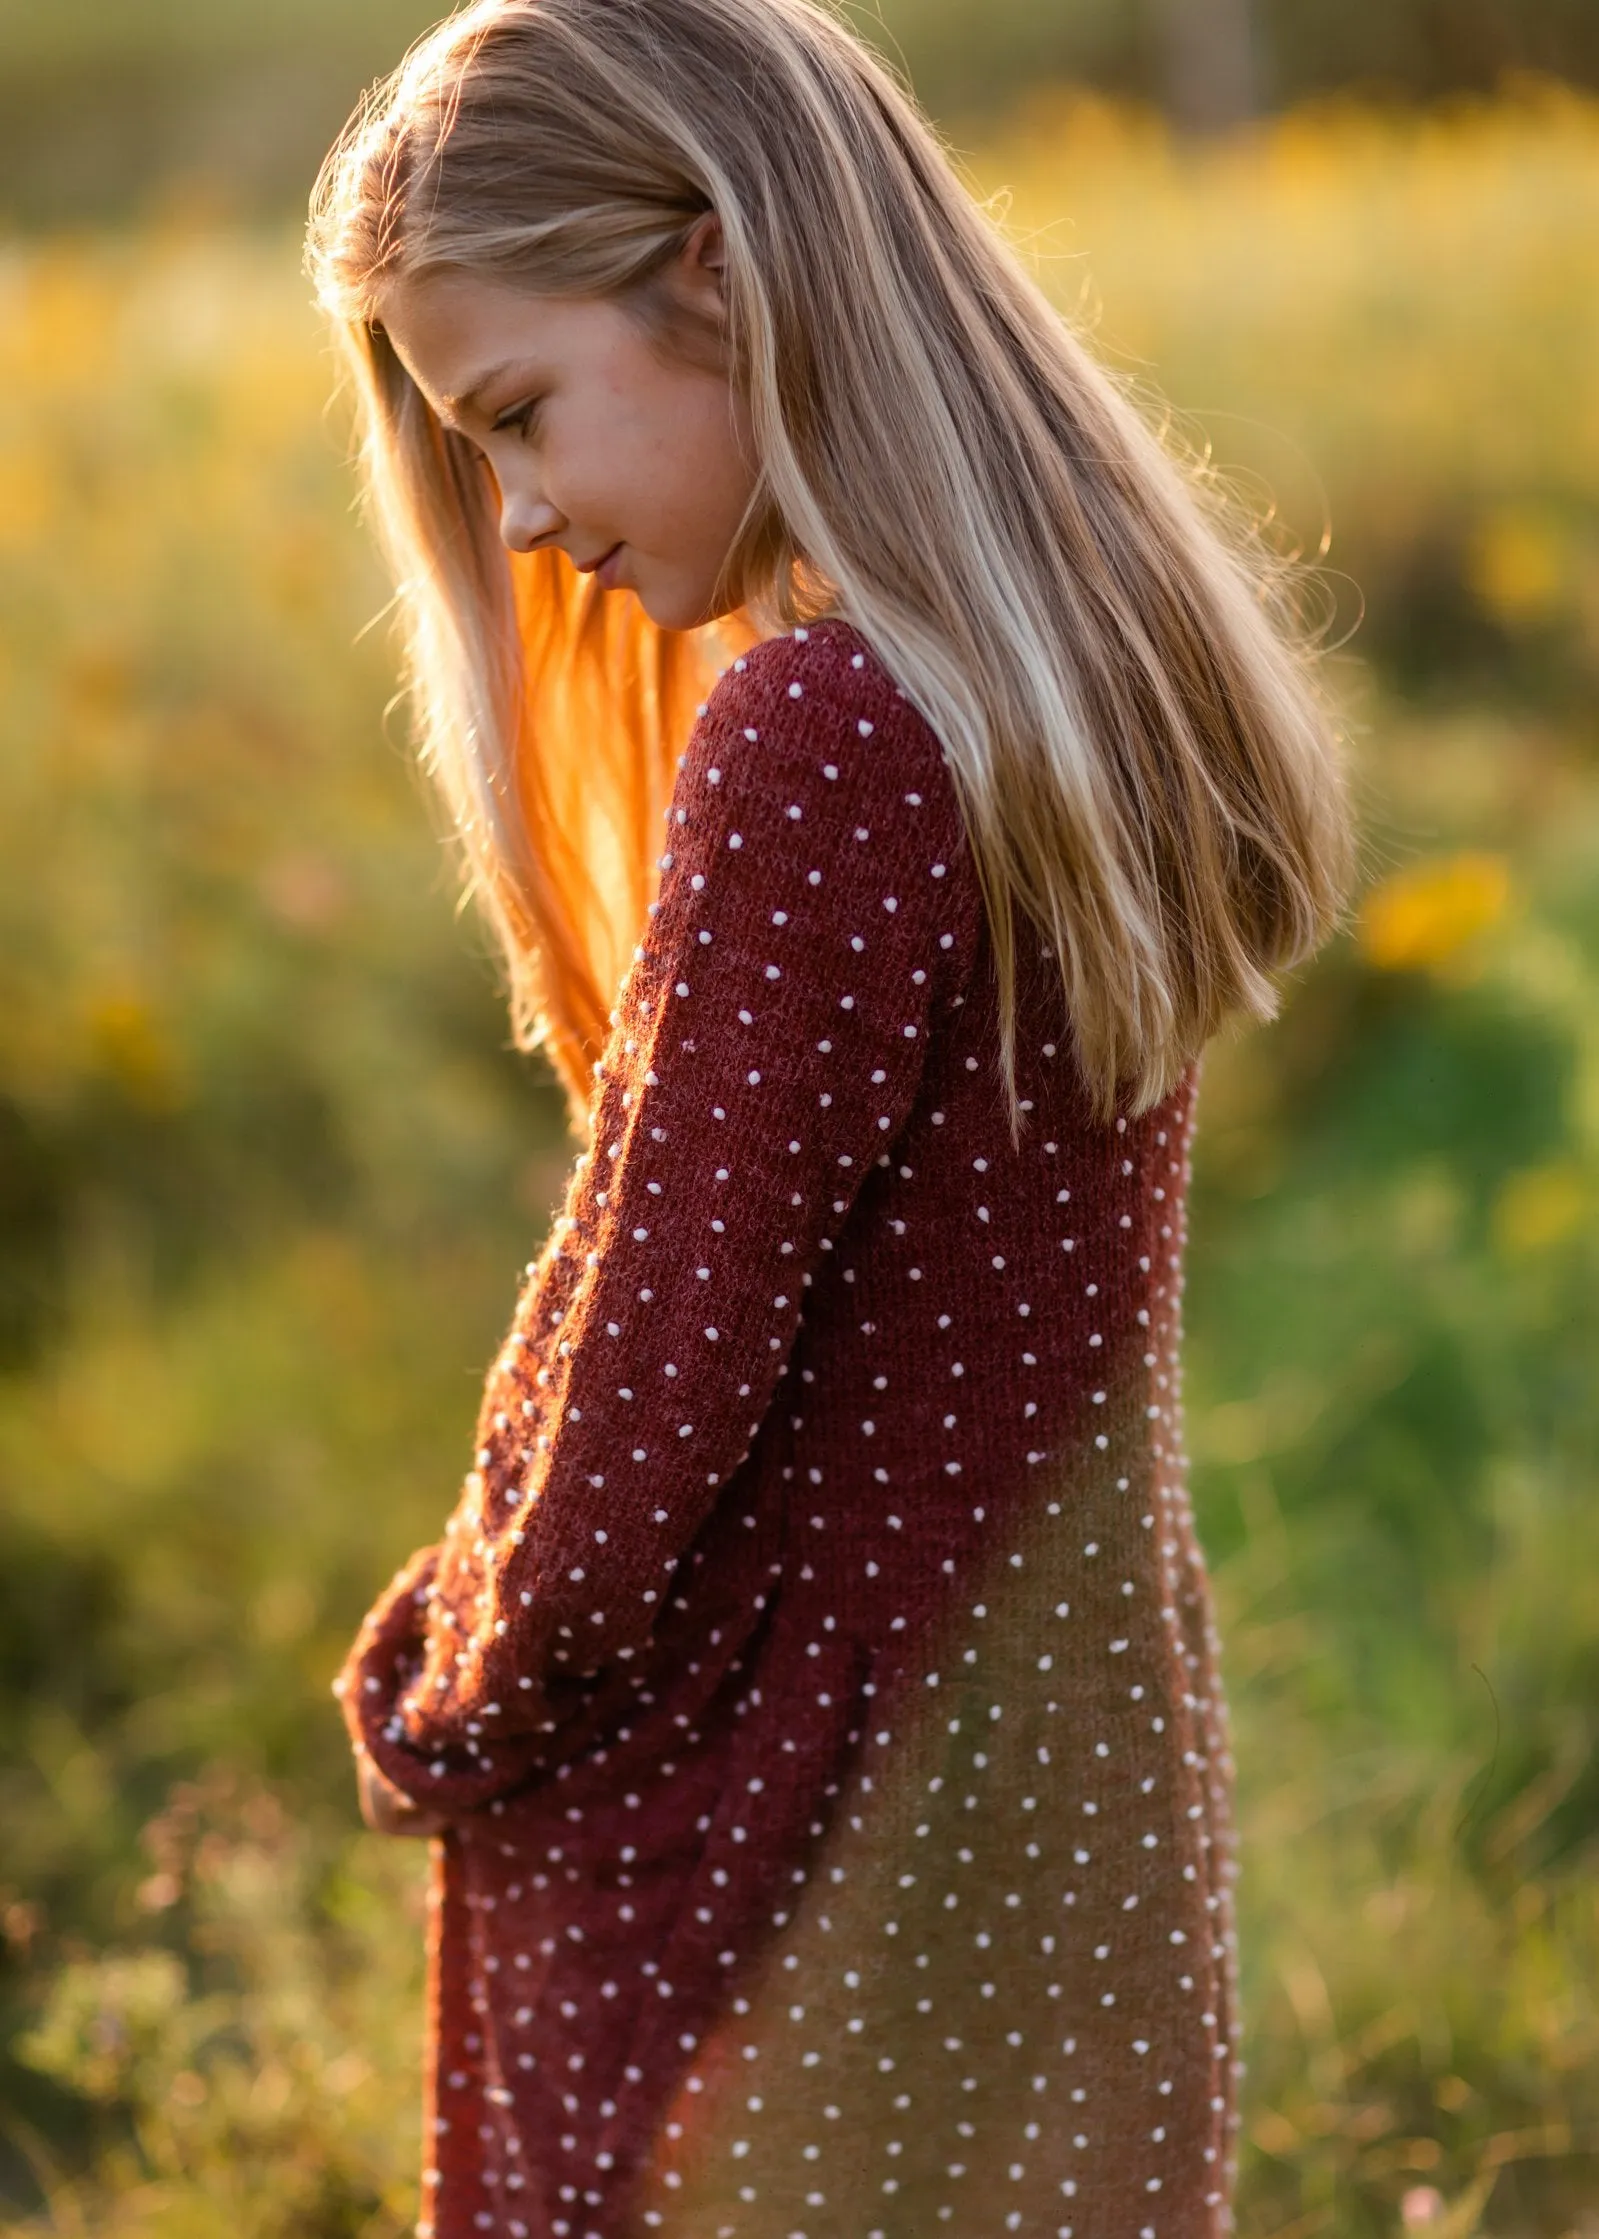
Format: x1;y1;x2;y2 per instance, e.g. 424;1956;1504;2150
337;616;1241;2239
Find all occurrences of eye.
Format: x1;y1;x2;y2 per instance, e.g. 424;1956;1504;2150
493;397;543;442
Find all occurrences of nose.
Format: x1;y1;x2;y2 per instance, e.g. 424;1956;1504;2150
498;483;565;556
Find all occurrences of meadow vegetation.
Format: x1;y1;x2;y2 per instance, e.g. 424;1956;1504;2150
1;87;1596;2239
3;0;1597;224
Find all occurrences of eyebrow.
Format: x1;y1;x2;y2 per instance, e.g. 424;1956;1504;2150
438;360;525;428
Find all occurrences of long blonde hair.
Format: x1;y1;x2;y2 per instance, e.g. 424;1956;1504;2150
305;0;1354;1142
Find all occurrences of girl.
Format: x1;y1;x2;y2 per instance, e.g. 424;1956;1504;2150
306;2;1352;2234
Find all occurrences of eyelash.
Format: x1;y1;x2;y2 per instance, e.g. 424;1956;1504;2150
493;399;542;441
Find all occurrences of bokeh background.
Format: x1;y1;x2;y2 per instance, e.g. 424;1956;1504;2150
2;2;1596;2234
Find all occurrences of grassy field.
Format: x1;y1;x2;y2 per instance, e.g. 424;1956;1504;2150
1;88;1597;2239
3;0;1597;227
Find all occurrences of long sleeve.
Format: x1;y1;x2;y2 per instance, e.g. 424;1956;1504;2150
335;622;980;1813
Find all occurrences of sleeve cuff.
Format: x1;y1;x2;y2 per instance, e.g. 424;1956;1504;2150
333;1546;545;1815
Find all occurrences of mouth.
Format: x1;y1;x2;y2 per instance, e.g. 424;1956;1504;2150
577;542;623;578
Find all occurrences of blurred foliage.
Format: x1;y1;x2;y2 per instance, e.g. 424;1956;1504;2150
3;0;1599;222
976;82;1599;707
2;88;1598;2239
11;1776;425;2239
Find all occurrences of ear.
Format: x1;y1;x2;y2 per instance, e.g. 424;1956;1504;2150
674;208;729;314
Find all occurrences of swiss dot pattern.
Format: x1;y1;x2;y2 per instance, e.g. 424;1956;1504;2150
337;618;1239;2239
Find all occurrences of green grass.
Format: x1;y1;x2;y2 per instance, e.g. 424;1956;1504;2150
3;1;1598;225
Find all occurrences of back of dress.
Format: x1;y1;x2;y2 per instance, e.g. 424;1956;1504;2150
340;617;1239;2239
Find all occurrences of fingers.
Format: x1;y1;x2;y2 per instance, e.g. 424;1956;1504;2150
357;1754;449;1840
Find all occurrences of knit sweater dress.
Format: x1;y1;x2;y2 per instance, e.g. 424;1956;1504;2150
337;615;1241;2239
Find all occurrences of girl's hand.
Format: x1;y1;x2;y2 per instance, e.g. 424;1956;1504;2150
357;1753;449;1840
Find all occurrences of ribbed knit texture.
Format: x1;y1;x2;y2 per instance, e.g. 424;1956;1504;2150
338;615;1240;2239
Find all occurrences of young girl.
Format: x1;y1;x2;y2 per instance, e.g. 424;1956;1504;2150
307;3;1352;2234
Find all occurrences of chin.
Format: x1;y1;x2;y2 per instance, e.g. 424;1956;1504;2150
634;576;732;635
636;595;703;633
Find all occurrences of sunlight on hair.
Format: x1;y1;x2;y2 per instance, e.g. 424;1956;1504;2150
305;0;1354;1141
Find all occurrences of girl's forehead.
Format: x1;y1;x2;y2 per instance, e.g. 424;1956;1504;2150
379;276;620;419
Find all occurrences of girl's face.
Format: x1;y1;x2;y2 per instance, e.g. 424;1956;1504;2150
375;217;761;631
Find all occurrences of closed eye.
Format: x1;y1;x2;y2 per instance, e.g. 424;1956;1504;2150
493;397;544;441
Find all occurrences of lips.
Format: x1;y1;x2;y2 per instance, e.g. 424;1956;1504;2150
577;542;622;576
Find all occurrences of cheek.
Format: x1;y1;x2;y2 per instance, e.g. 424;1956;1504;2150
566;348;754;569
661;385;755;541
578;406;693;534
